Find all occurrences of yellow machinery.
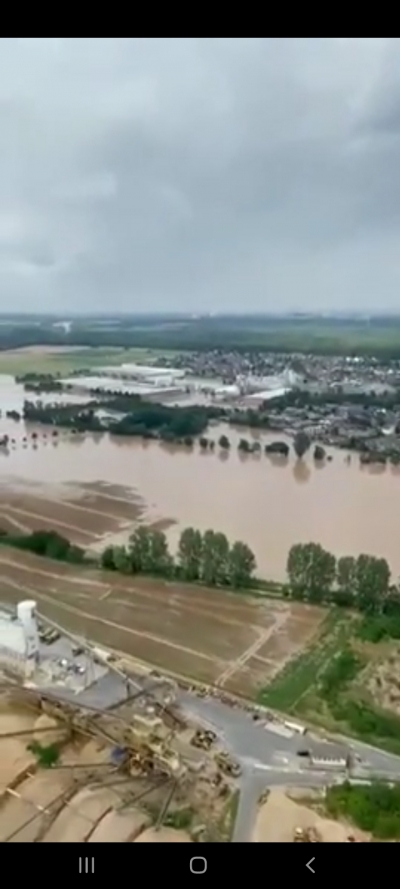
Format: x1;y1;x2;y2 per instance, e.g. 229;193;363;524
190;729;216;750
214;751;242;778
293;826;322;843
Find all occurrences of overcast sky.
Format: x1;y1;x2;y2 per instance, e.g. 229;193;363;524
1;37;400;314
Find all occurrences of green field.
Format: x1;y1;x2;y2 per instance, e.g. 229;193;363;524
258;609;400;754
0;347;180;377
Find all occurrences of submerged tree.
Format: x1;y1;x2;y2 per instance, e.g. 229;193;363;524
293;430;311;460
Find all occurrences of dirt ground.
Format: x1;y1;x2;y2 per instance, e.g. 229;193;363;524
0;542;325;697
360;644;400;716
0;691;222;844
253;789;368;843
0;706;37;794
135;827;191;842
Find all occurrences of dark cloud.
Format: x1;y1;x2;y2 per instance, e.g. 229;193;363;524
0;37;398;312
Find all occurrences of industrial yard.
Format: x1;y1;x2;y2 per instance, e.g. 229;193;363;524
0;685;239;843
0;591;245;844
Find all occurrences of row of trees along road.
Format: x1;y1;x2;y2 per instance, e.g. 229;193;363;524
101;526;257;589
287;542;393;615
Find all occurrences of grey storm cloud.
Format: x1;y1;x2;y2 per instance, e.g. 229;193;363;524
0;36;399;313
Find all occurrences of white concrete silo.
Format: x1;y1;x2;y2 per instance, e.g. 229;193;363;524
17;600;40;660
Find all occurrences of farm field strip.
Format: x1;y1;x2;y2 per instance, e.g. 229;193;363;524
0;500;132;535
0;547;327;696
0;485;143;548
0;572;258;661
0;576;221;664
0;504;97;538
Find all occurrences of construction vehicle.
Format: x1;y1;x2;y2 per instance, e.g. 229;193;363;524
293;826;322;842
215;751;242;778
190;729;216;750
197;686;208;698
40;627;60;644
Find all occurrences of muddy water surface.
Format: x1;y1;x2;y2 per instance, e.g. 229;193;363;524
0;375;399;581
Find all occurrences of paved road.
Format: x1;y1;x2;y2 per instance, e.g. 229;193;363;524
179;691;400;775
178;690;400;841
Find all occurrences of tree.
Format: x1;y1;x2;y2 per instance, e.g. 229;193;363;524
293;430;311;459
112;545;131;573
199;437;208;449
178;527;203;581
228;541;256;588
201;529;229;586
336;556;357;604
149;529;173;576
355;554;390;614
101;546;116;570
287;542;336;603
219;435;230;449
238;438;250;452
128;526;152;572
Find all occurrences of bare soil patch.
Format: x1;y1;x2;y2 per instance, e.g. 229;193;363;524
135;827;191;842
257;608;324;663
0;705;37;794
0;771;72;842
253;789;368;843
42;785;124;842
361;645;400;716
89;808;151;842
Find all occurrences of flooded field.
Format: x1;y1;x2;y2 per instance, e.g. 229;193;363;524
0;375;399;581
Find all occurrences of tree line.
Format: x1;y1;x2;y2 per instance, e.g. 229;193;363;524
286;541;397;616
2;315;400;357
101;526;256;589
326;781;400;840
1;522;398;620
22;397;224;441
0;524;256;590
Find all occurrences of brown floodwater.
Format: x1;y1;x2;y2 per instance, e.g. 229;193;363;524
0;374;399;581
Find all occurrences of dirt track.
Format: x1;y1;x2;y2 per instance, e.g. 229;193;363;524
0;546;324;696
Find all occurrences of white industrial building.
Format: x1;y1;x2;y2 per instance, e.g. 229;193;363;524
96;363;186;384
0;600;107;690
0;600;40;677
0;600;176;713
63;375;185;399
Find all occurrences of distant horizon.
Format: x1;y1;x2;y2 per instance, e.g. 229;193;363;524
1;311;400;320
